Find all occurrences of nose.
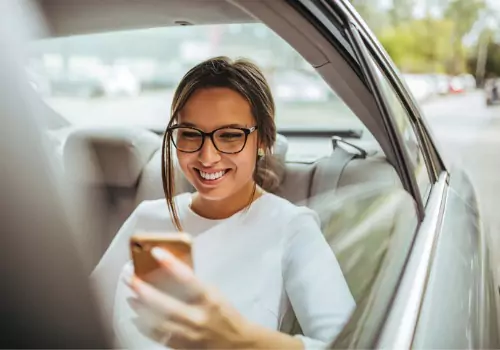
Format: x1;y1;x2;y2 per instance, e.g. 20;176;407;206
198;137;221;166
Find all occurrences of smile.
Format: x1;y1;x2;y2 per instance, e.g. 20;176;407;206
197;169;228;181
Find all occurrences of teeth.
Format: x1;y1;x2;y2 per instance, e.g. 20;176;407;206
199;170;226;180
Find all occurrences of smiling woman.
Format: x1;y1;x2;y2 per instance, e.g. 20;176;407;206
92;56;356;349
163;57;278;226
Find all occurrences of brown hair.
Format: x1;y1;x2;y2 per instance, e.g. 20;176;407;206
161;56;281;230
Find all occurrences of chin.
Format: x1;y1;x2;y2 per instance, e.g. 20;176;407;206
194;187;234;201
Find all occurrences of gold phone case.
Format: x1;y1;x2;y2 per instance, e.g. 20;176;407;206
130;233;193;279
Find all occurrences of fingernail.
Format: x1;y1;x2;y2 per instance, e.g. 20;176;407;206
151;247;172;262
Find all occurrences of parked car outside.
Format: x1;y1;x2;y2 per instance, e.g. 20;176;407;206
449;76;466;94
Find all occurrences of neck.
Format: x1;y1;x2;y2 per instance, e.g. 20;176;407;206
190;181;263;220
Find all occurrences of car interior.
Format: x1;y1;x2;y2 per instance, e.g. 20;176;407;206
34;0;420;344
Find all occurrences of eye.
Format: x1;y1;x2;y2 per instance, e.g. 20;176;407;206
180;130;202;139
218;131;244;140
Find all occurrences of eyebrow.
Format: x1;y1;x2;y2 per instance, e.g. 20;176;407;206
178;122;248;129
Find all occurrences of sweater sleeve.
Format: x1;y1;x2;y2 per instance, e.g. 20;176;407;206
282;209;356;349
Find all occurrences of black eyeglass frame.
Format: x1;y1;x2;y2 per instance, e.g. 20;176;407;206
167;125;258;154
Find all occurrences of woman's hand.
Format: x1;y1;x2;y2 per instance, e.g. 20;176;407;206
124;247;256;349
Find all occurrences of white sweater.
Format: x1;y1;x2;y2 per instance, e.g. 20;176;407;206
92;192;355;349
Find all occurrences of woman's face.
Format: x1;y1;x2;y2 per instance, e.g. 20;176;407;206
175;87;260;201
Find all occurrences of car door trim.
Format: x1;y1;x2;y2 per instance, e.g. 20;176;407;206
376;171;448;348
288;0;361;75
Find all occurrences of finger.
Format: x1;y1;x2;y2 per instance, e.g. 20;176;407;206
131;316;172;345
151;248;206;299
130;275;205;327
127;297;162;322
159;319;201;347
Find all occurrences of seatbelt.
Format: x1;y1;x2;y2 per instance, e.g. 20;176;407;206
307;137;366;209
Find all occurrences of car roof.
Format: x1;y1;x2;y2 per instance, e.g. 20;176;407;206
39;0;256;37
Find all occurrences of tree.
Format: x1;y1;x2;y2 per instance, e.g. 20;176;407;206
444;0;485;74
379;18;454;73
467;30;500;83
349;0;491;75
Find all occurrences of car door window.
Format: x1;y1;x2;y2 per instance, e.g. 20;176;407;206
367;56;432;202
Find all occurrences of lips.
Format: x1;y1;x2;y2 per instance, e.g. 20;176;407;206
194;168;230;183
199;169;226;180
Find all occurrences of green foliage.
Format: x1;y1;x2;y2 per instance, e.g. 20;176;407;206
378;18;455;73
349;0;491;75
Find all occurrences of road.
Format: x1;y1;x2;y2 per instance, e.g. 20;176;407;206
422;91;500;273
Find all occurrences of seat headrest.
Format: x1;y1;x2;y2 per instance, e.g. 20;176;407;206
273;133;288;163
269;133;288;186
64;127;161;187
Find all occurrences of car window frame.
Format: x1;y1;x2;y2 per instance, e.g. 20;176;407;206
338;0;445;181
341;23;425;218
361;48;433;204
292;0;425;217
363;46;439;187
291;0;362;79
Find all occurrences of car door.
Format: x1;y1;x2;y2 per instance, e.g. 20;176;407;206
338;1;500;348
277;1;433;348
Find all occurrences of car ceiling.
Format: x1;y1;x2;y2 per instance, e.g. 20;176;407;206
38;0;256;37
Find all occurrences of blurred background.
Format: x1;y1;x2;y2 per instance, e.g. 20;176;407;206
352;0;499;90
350;0;500;260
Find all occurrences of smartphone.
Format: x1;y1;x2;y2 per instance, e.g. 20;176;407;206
130;233;193;280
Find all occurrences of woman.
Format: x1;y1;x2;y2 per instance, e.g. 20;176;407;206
92;56;355;349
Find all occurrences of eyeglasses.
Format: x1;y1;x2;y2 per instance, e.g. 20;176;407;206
167;125;258;154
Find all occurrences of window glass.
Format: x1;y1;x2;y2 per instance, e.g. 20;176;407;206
368;57;432;200
26;24;366;134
